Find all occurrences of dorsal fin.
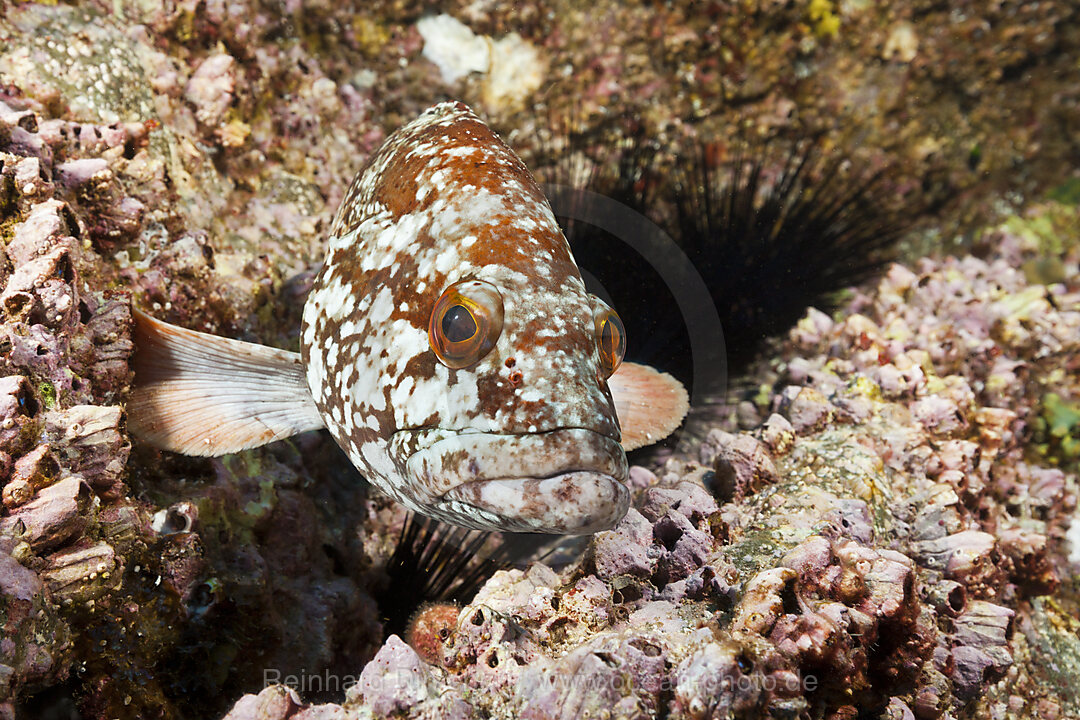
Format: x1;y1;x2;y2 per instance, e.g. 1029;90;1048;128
127;308;324;456
609;362;690;451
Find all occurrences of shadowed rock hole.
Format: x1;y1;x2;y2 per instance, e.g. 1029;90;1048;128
60;205;80;238
471;609;485;626
36;344;49;356
14;679;79;720
948;585;966;614
609;582;639;604
4;293;31;317
56;254;74;283
546;617;573;645
16;114;38;132
780;581;800;615
550;595;559;610
40;453;60;479
487;653;499;668
629;638;661;657
18;386;39;417
188;582;215;613
78;301;92;324
654;519;683;551
322;543;346;575
594;651;618;668
736;652;753;673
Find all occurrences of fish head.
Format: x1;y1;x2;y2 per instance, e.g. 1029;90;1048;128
302;102;630;534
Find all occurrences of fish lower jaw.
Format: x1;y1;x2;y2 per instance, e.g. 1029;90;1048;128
397;427;630;533
436;472;630;535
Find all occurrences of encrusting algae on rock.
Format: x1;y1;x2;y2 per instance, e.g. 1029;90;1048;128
4;1;1080;718
219;209;1080;720
0;43;387;717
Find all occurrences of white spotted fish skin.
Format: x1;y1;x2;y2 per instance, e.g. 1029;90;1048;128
130;103;688;533
302;102;629;533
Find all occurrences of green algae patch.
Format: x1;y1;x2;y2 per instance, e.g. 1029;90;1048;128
1022;598;1080;715
1048;177;1080;205
38;380;56;409
725;521;792;579
1032;393;1080;471
725;427;896;579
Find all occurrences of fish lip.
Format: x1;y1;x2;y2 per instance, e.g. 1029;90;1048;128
401;427;628;495
398;427;630;533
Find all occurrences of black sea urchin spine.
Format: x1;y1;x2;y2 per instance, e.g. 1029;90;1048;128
378;512;542;638
672;138;911;370
535;120;917;384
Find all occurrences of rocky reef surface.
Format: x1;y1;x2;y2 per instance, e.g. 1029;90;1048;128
1;1;1079;719
220;213;1080;719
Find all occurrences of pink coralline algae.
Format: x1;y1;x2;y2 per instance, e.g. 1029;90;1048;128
3;0;1080;717
3;52;381;716
1;93;141;713
220;208;1079;719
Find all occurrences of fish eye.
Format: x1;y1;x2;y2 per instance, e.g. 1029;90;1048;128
429;280;504;369
591;298;625;379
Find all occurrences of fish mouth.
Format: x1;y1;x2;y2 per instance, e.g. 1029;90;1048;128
402;428;629;534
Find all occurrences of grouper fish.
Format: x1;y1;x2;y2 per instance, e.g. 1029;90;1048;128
127;101;688;534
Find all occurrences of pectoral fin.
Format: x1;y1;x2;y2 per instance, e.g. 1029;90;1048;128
609;362;689;451
127;308;324;456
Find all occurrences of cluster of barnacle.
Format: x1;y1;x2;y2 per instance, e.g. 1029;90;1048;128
721;222;1078;712
1;100;143;715
2;97;386;720
221;209;1077;720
